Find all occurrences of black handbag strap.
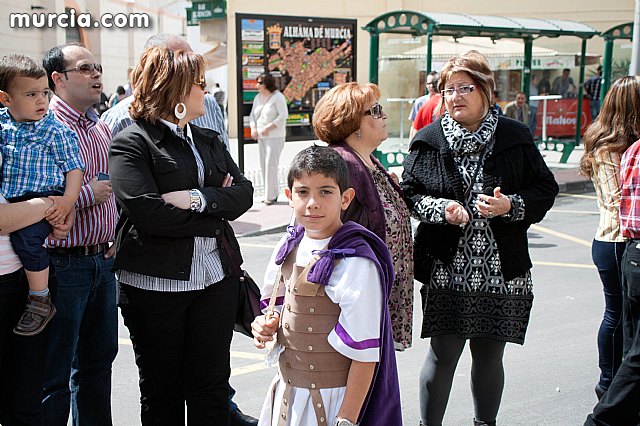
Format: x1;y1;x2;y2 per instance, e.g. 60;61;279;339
221;234;243;277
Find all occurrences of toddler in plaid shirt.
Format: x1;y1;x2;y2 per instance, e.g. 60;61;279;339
0;54;84;336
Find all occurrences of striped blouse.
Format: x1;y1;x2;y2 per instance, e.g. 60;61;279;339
591;148;626;242
0;194;22;276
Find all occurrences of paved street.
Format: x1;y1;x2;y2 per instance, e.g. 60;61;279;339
110;189;607;425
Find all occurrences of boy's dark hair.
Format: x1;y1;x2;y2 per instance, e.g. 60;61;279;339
0;54;47;93
287;145;350;193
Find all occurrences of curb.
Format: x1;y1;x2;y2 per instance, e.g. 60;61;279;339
236;223;288;239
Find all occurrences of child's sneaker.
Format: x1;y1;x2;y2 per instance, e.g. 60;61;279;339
13;294;56;336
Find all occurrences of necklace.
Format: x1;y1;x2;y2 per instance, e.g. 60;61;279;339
353;149;376;170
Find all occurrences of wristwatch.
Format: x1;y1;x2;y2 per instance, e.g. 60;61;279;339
335;419;357;426
189;189;202;212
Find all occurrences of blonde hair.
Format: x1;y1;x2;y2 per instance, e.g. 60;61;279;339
312;82;381;144
438;50;494;116
129;47;205;123
580;75;640;176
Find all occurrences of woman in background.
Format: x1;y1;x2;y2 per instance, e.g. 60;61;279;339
579;75;640;399
249;72;288;205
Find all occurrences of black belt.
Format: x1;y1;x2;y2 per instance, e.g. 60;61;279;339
48;243;109;256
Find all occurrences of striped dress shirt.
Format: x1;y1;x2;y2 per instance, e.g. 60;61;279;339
591;148;626;242
0;108;84;198
115;122;225;292
619;140;640;239
0;194;22;275
46;96;116;247
101;93;229;150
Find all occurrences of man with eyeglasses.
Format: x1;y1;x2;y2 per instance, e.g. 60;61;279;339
41;43;118;426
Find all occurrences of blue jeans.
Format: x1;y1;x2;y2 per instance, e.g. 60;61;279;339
43;253;118;426
590;99;601;121
591;240;625;391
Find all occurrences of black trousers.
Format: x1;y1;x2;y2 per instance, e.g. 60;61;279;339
585;241;640;425
119;275;239;426
0;268;53;426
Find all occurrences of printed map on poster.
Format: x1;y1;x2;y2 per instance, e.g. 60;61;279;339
264;20;355;109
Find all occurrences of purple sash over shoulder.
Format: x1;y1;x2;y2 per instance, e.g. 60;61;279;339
275;221;403;425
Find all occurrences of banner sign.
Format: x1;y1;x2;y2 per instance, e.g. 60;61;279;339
533;98;592;137
235;14;357;144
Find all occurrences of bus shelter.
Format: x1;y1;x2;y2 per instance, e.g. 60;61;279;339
363;11;598;164
600;22;633;101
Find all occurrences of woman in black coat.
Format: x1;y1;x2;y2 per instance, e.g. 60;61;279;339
401;50;558;426
109;47;253;425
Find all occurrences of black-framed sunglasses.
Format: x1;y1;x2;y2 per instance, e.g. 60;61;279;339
61;63;103;76
256;80;264;85
363;103;384;119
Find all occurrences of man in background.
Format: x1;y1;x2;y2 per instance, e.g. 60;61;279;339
505;91;530;126
408;71;438;140
585;65;603;120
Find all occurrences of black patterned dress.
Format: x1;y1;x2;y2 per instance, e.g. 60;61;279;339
417;111;534;344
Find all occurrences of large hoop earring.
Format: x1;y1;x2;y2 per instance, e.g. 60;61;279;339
174;103;187;120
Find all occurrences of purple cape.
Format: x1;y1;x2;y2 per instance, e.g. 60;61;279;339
275;221;402;425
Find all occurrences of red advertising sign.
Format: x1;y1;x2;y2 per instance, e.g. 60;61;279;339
534;99;592;138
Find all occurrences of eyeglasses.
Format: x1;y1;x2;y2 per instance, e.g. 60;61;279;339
194;78;206;90
441;84;475;98
61;63;103;76
363;103;384;119
256;80;264;85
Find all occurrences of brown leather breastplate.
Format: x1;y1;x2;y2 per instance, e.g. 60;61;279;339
274;249;351;425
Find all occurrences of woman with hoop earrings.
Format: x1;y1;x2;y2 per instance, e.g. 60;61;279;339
109;47;253;425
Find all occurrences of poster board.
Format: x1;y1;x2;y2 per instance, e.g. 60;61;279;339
235;14;357;154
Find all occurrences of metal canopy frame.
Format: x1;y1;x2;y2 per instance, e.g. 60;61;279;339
363;10;598;144
600;22;633;101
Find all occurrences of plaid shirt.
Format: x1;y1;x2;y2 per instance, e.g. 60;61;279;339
46;95;116;247
619;140;640;239
0;108;84;199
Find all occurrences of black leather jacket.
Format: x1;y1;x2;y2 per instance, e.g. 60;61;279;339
109;120;253;281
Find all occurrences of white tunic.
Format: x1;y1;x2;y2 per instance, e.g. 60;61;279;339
258;234;383;426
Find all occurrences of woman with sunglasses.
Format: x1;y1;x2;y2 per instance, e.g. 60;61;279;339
109;47;253;424
312;82;415;351
249;72;288;205
401;51;558;426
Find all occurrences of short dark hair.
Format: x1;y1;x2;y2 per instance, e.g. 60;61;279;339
43;44;76;91
0;54;46;92
258;72;277;92
116;85;125;95
287;145;350;193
